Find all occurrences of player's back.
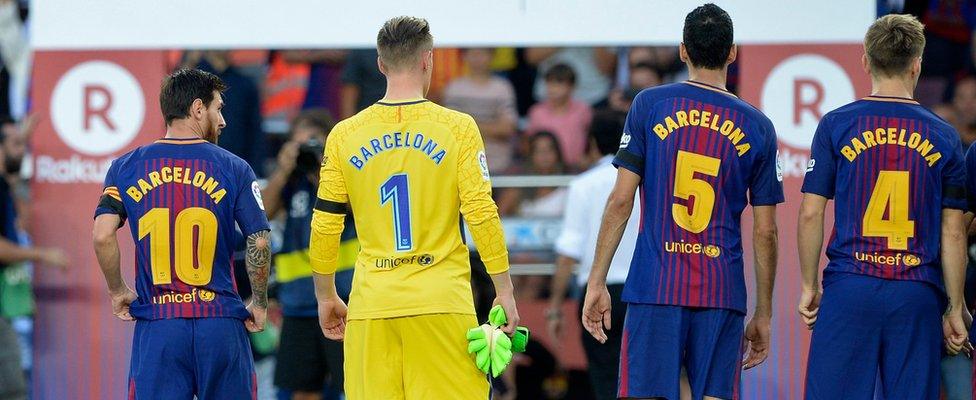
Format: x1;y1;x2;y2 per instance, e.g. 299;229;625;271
102;137;268;320
326;100;488;319
802;96;966;288
614;81;783;313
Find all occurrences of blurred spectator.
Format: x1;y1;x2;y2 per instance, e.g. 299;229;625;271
949;76;976;144
0;116;68;400
931;102;976;146
527;47;615;105
526;64;594;168
444;48;519;173
548;110;633;400
340;49;386;118
626;46;685;83
261;110;355;400
262;52;311;127
920;0;976;81
497;131;569;218
428;48;465;102
188;50;266;176
0;0;29;119
282;50;348;118
607;62;662;113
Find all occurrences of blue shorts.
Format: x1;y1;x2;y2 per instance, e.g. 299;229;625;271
805;272;943;400
128;318;255;400
619;304;744;400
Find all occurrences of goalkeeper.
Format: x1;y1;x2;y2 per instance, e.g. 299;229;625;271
309;16;519;400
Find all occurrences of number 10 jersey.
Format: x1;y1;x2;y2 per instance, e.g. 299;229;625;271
614;81;784;313
802;96;966;293
94;137;270;320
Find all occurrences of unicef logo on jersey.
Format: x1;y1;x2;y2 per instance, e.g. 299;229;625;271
418;254;434;266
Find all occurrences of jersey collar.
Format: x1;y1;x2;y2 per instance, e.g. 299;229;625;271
376;98;429;106
684;80;738;98
155;137;207;145
862;95;920;105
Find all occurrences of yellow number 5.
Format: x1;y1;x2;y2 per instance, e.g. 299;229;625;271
863;170;914;250
673;150;721;233
138;207;218;286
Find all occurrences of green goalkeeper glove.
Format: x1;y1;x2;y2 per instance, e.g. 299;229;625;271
465;305;530;377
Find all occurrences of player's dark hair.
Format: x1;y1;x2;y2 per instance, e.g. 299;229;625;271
160;68;226;126
544;63;576;85
683;3;734;70
864;14;925;77
590;110;627;156
377;16;433;72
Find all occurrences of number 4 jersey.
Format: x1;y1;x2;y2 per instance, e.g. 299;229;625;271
614;81;784;313
803;96;966;292
93;137;271;320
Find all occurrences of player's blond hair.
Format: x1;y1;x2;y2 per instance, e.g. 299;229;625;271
864;14;925;77
376;16;433;72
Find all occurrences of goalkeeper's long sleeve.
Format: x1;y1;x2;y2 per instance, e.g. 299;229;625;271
310;130;349;275
456;115;510;275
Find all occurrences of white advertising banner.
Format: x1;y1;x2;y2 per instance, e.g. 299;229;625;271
32;0;875;50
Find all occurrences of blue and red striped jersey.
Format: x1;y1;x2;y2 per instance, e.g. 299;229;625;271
614;81;784;313
94;137;270;320
802;96;966;291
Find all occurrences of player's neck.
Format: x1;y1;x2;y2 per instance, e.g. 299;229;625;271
870;77;916;99
686;67;728;91
165;121;205;140
382;76;426;103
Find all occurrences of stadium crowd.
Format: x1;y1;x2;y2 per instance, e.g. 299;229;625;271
4;0;976;399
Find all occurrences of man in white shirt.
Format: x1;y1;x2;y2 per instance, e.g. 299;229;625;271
547;110;637;400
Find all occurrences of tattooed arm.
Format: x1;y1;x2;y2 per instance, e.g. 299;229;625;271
244;229;271;332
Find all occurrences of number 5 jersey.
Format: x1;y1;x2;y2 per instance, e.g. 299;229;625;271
94;137;271;320
802;96;966;293
614;81;785;314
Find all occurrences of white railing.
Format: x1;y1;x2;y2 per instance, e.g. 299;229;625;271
492;174;574;275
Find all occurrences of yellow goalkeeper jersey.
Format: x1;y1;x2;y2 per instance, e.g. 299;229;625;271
309;99;509;320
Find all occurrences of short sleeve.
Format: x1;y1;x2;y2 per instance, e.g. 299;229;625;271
93;159;127;225
941;134;967;210
749;120;785;206
554;179;587;259
612;94;647;177
801;116;838;198
234;163;271;237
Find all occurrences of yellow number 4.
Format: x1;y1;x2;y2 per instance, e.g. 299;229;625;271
138;207;218;286
673;150;721;234
863;170;915;250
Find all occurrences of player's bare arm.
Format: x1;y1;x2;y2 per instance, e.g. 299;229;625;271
940;209;970;355
244;229;271;332
743;205;777;369
92;213;137;321
796;193;828;329
582;168;639;344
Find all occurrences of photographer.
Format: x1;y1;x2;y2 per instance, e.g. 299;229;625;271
263;109;356;400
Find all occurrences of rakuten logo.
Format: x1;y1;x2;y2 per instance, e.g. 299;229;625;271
34;155;112;183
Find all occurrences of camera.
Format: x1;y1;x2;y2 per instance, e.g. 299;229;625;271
295;139;325;175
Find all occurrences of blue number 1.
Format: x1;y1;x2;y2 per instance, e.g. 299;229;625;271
380;174;413;251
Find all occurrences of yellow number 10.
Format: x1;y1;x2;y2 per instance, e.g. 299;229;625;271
673;150;721;233
863;170;915;250
138;207;218;286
